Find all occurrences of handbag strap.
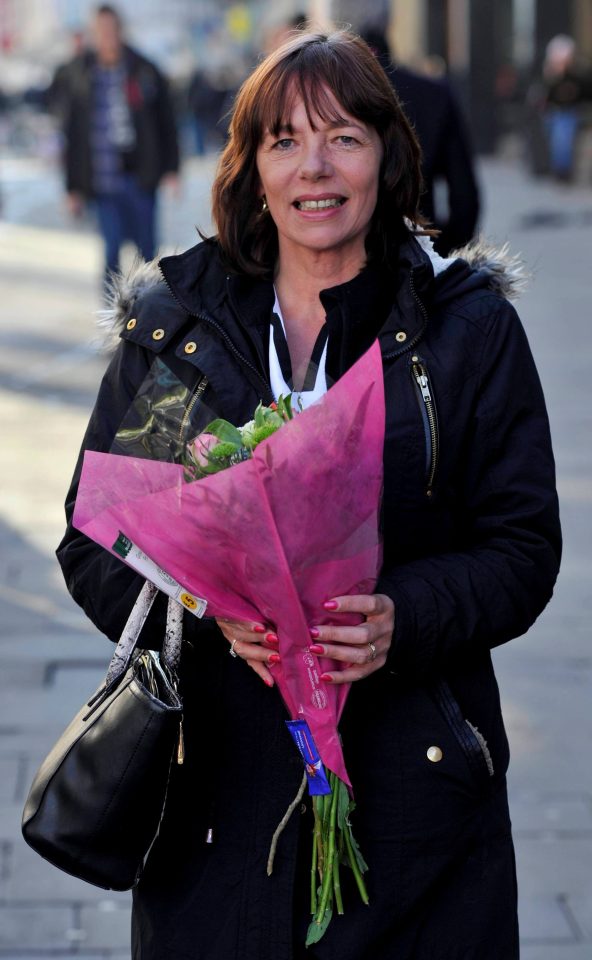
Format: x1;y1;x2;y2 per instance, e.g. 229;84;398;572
104;581;183;689
164;591;183;674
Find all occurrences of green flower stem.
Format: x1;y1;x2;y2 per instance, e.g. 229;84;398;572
315;776;339;924
311;814;319;914
309;770;370;939
343;822;370;905
332;848;344;915
313;796;325;878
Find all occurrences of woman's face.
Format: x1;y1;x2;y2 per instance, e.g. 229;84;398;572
255;86;383;265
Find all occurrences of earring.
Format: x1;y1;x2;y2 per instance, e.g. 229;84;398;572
261;195;269;213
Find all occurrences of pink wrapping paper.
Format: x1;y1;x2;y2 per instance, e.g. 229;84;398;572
74;342;385;786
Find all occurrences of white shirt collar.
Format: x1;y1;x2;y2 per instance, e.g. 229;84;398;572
269;291;328;411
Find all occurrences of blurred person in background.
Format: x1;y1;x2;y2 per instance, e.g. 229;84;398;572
51;4;179;290
540;35;589;182
361;26;480;256
186;67;225;155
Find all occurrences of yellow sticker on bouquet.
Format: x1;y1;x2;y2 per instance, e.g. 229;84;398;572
180;593;198;610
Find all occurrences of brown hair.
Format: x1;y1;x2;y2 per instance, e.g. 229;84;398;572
211;30;426;276
95;4;122;24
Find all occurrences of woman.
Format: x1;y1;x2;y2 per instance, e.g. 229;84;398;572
57;31;561;960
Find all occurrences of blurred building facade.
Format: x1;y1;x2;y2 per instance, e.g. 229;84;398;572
296;0;592;155
388;0;592;153
0;0;297;93
1;0;591;154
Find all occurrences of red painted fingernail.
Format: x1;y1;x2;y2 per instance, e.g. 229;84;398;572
266;637;279;646
309;645;324;655
323;601;338;611
320;673;333;682
253;624;266;634
264;677;274;687
265;632;278;643
268;653;281;665
309;627;320;639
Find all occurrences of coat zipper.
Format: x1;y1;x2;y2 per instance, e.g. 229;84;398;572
178;375;209;444
410;355;439;496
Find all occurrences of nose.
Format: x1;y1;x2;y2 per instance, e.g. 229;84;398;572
299;141;332;180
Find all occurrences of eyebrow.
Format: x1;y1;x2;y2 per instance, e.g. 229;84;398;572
267;118;368;137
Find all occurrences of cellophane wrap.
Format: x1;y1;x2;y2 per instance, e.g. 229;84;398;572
73;341;385;787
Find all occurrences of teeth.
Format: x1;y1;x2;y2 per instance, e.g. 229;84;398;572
297;198;343;210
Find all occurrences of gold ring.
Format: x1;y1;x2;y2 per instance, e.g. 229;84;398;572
230;638;239;658
367;641;377;662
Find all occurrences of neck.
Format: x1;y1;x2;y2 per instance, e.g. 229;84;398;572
274;244;366;324
97;49;123;67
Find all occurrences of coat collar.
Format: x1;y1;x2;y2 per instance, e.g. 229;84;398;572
157;236;434;358
103;233;528;361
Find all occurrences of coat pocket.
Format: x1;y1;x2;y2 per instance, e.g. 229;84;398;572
430;679;495;787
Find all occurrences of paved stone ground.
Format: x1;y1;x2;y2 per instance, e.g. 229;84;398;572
0;154;590;957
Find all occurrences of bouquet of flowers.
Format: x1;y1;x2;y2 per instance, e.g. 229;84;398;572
73;341;385;944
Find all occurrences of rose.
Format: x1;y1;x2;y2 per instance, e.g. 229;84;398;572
186;397;296;479
190;433;219;468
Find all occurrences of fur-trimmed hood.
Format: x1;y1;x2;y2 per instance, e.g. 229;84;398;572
98;234;528;344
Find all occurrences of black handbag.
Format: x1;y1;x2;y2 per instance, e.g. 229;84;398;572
22;581;184;890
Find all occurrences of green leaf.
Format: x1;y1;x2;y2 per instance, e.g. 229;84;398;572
202;418;243;447
276;393;296;422
336;779;350;832
305;902;333;946
282;393;295;420
254;402;266;428
345;821;369;874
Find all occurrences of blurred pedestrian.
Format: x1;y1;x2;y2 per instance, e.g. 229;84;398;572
52;5;179;289
540;35;587;182
361;26;480;255
186;69;219;155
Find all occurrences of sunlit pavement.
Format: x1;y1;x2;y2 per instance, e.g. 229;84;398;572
0;153;590;957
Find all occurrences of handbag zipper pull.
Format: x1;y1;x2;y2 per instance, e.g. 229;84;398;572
177;717;185;765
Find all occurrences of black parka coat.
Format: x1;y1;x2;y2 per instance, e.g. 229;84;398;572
57;234;561;960
51;46;179;198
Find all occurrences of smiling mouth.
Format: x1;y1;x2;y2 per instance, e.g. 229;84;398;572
294;198;346;211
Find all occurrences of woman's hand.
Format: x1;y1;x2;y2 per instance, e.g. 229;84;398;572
216;593;394;688
309;594;395;684
215;618;279;687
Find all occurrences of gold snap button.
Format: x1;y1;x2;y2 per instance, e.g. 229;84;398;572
152;328;165;341
126;318;137;331
427;746;443;763
184;341;197;355
395;331;407;343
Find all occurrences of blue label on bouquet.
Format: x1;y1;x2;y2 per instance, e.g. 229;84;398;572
286;720;332;796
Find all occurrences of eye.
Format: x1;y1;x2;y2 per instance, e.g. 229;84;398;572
335;135;358;146
272;137;294;150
